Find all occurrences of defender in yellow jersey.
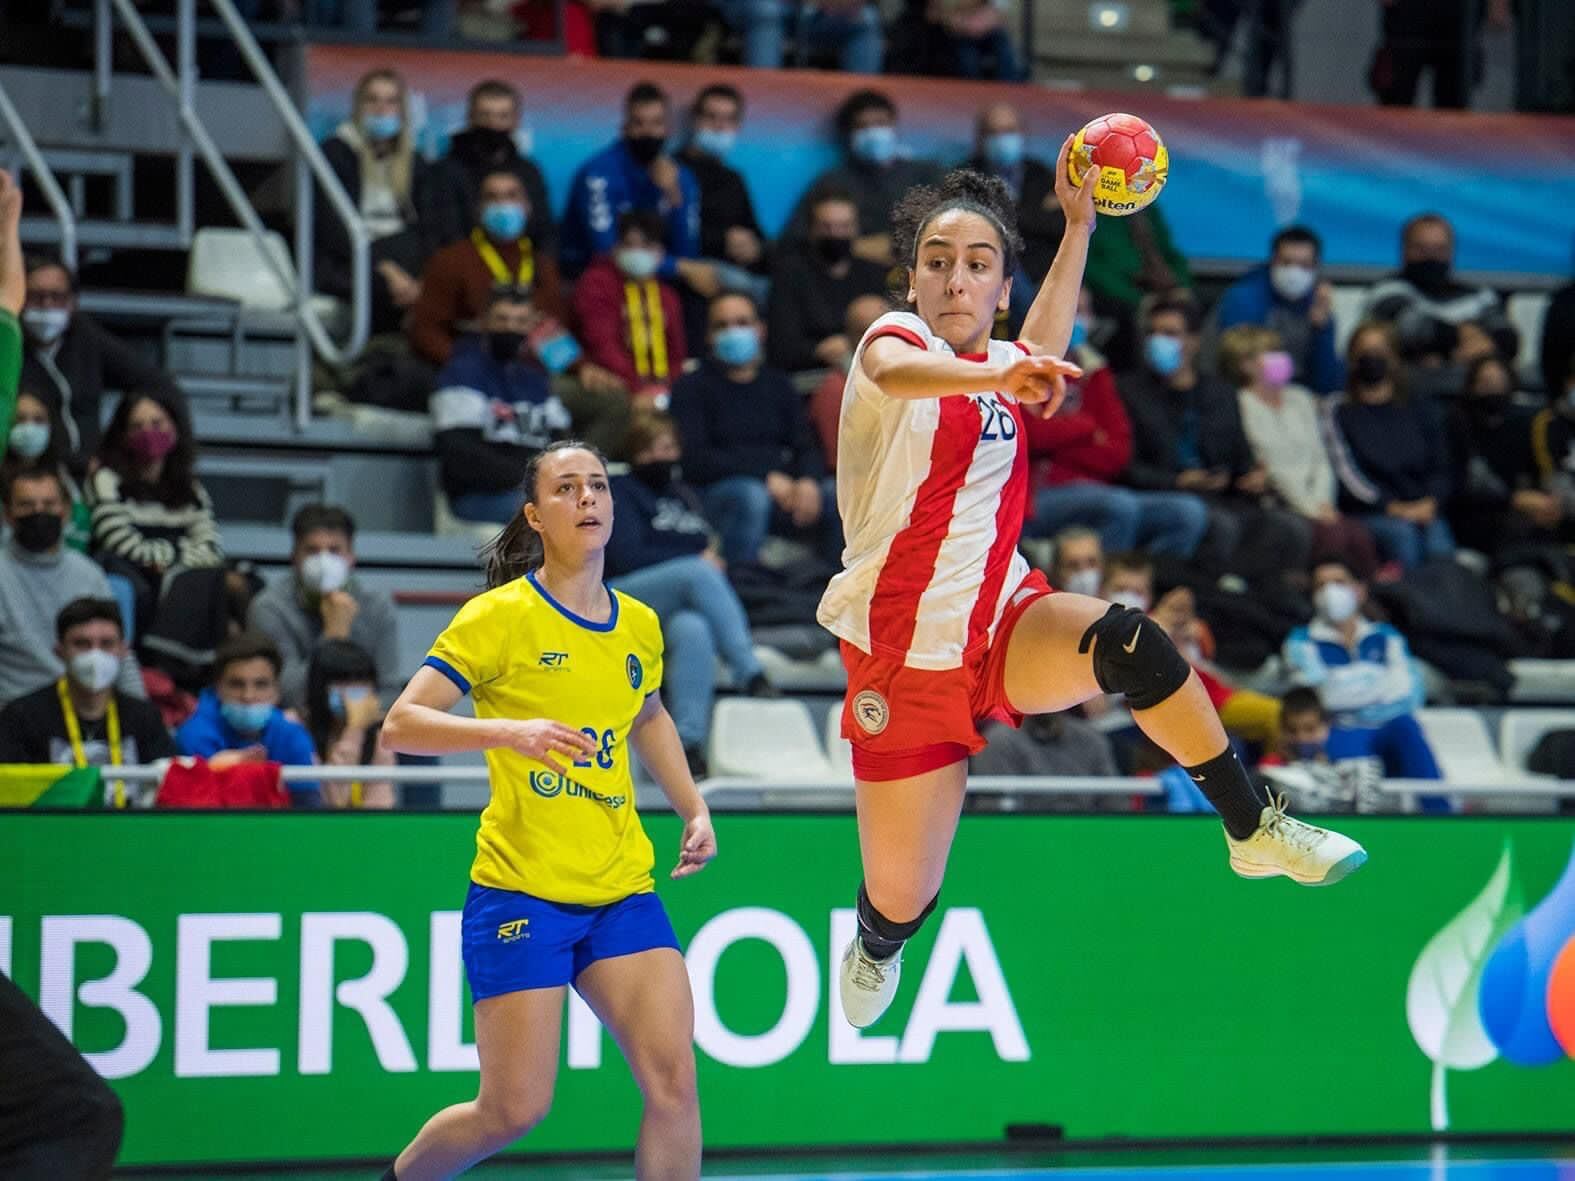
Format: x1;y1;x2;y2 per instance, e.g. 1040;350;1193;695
382;443;713;1181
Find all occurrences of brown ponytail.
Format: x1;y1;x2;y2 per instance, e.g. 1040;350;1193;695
478;440;609;589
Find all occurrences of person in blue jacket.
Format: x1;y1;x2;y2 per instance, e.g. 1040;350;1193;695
1209;225;1343;395
559;80;702;285
176;630;321;806
607;410;774;778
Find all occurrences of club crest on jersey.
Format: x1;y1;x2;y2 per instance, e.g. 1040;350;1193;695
626;654;644;689
852;690;889;735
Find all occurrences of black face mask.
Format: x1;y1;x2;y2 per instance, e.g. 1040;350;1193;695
488;331;526;364
467;126;516;161
1402;258;1451;294
12;511;63;553
1353;353;1389;387
625;135;666;165
1468;394;1509;424
814;236;853;266
631;460;677;489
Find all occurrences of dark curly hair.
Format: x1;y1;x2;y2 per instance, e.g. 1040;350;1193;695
891;168;1025;292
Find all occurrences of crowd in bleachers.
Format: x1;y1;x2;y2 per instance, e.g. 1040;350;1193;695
3;58;1575;811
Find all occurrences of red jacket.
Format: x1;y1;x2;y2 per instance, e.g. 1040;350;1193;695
570;256;687;391
1021;362;1132;488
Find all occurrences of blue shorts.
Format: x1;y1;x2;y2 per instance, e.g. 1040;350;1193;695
461;882;681;1001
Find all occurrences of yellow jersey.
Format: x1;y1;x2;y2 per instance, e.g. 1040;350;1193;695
424;571;664;905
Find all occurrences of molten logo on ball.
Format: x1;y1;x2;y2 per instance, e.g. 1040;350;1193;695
1068;112;1169;217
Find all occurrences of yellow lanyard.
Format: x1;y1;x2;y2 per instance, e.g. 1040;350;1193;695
623;280;668;380
471;229;534;290
57;678;124;808
350;780;364;809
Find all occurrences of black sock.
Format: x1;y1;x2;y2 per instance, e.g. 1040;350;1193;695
1184;746;1267;840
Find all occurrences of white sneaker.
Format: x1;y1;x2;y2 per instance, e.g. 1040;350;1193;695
838;937;902;1029
1226;791;1368;886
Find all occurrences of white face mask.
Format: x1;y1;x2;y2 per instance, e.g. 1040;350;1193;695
69;648;120;693
1062;567;1103;598
300;551;351;595
1269;264;1316;302
1315;581;1360;624
1107;589;1151;614
23;306;70;344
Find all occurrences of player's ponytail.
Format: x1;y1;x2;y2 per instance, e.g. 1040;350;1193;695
478;440;609;589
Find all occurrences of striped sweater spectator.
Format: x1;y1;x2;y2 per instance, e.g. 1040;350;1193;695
88;465;221;576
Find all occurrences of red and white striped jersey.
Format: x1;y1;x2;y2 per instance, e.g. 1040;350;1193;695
817;311;1032;670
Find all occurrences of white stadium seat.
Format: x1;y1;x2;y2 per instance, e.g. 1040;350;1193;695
1497;709;1575;776
1329;283;1371;357
1505;291;1550;380
1415;708;1512;784
186;226;346;327
708;698;834;780
824;700;855;781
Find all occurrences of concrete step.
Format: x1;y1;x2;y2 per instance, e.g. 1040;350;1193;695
20;216;189;251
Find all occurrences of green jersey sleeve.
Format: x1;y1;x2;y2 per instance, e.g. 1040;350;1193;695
0;309;19;442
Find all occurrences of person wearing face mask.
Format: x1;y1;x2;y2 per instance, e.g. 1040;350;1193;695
1323;321;1455;571
768;188;889;373
304;639;395;810
176;631;321;808
785;90;942;268
1224;324;1378;580
606;411;775;777
572;211;689;400
247;504;401;713
1283;559;1442;782
18;254;174;467
0;598;172;798
967;103;1063;313
1209;226;1343;395
1363;213;1509;368
1048;527;1105;598
1;388;89;550
1445;354;1549;556
0;469;145;708
428;79;555;254
1257;688;1389;816
679;85;767;280
670;292;840;565
317;67;439;335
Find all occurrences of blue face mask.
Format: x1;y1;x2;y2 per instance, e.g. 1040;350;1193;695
984;131;1024;169
1291;740;1325;762
221;699;275;735
714;324;761;367
850;124;898;166
8;421;50;459
1068;317;1089;350
360;111;403;142
480;201;527;241
327;685;373;719
692;127;737;159
1144;333;1185;377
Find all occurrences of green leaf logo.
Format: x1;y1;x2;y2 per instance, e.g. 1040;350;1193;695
1406;842;1524;1131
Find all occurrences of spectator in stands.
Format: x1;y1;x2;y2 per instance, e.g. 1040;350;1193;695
572;211;688;402
678;85;767;292
1257;687;1387;815
1447;353;1550;555
1323;321;1455;571
721;0;883;73
768;186;889;373
559;82;704;286
19;254;172;465
1283;558;1442;780
176;631;321;807
88;387;222;635
0;599;173;800
971;713;1119;788
428;79;554;251
0;469;144;708
1118;292;1309;587
317;67;438;335
785;90;943;265
427;289;575;522
908;0;1026;80
247;504;401;711
1540;271;1575;400
408;169;567;367
807;294;887;471
606;411;774;777
1530;346;1575;538
2;389;87;549
1363;213;1508;366
1223;324;1378;578
967;103;1063;319
1084;203;1192;318
1025;290;1208;558
1369;0;1509;109
671;293;837;564
304;639;394;809
1048;526;1105;597
1208;225;1342;395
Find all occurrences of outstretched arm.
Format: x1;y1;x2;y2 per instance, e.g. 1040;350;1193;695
1018;137;1097;356
628;691;716;879
861;334;1080;405
0;171;23;444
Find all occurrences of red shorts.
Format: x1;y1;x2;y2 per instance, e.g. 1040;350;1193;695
840;570;1055;781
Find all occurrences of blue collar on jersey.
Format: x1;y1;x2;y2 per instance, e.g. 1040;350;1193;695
526;570;620;632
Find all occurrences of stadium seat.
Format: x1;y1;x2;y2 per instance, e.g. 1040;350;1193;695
824;701;854;781
186;227;345;326
432;489;500;544
1415;708;1512;784
1509;659;1575;704
1329;283;1371;357
1497;709;1575;775
1505;291;1550;382
708;698;834;780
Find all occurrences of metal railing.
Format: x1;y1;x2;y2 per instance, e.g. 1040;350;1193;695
0;79;78;272
95;0;370;428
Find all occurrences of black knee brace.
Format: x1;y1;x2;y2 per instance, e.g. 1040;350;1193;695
1077;603;1191;711
857;882;938;954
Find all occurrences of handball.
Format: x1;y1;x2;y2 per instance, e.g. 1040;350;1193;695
1067;113;1168;217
